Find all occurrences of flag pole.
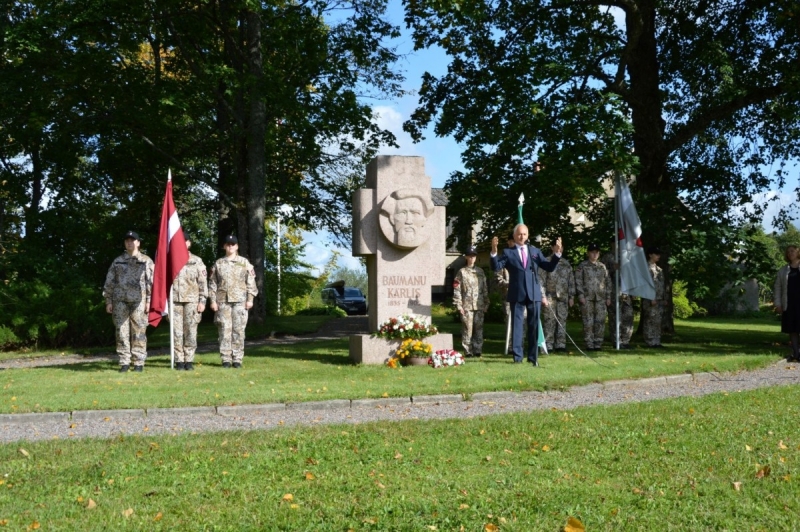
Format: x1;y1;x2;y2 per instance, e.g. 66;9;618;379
168;169;175;369
614;173;621;350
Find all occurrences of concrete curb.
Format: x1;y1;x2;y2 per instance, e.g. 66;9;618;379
286;399;351;411
470;391;518;402
0;412;71;425
217;404;286;417
71;409;145;421
351;397;411;408
147;406;217;417
412;394;464;405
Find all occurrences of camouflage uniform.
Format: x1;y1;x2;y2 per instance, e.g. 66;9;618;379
208;255;258;364
601;251;635;346
575;260;611;349
496;267;511;333
170;253;208;364
538;258;575;350
453;265;489;356
642;262;666;346
103;251;154;367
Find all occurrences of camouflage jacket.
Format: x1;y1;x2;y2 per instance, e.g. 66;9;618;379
537;257;575;301
103;251;154;304
208;255;258;304
646;262;666;302
575;260;611;301
495;268;510;299
453;266;489;311
172;253;208;303
601;251;630;301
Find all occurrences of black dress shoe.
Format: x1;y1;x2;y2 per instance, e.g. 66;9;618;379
119;365;129;373
175;362;185;370
222;362;232;368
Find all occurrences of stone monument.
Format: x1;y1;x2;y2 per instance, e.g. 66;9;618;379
349;156;453;364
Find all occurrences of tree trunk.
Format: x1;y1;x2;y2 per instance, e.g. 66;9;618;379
245;7;266;323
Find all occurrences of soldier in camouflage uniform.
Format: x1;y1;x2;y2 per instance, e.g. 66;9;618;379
208;235;258;368
538;241;575;352
575;243;611;351
642;247;666;347
454;246;489;357
601;243;635;349
103;230;154;372
170;237;207;371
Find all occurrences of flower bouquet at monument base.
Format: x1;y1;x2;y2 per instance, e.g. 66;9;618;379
396;338;432;361
373;314;438;341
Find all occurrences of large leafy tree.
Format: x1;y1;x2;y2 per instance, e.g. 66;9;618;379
403;0;800;326
0;0;402;346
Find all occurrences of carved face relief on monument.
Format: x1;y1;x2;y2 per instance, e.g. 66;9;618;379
379;189;435;249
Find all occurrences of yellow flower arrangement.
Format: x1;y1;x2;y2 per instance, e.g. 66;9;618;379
395;338;433;360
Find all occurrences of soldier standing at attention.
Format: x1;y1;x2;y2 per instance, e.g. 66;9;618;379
575;243;611;351
208;235;258;368
453;246;489;357
601;241;635;349
642;247;666;347
103;230;154;373
539;239;575;352
170;236;207;371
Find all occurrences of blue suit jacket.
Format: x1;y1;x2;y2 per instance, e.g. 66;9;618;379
491;245;560;303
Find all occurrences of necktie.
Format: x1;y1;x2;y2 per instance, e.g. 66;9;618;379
521;246;528;269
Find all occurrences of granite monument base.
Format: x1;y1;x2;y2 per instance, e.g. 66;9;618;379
349;333;455;365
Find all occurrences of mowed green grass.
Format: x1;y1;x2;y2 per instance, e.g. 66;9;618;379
1;385;798;531
0;314;787;414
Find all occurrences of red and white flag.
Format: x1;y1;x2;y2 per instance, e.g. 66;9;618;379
616;174;656;300
148;171;190;327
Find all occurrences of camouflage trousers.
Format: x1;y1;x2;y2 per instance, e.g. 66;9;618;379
169;302;201;363
215;302;249;363
607;296;634;345
580;299;607;349
460;310;485;356
641;301;663;346
112;300;148;366
542;299;569;350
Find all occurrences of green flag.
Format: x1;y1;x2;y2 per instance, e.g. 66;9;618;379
517;193;548;355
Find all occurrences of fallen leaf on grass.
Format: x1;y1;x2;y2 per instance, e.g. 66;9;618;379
459;504;469;510
745;445;752;451
76;497;83;503
732;482;742;491
86;499;96;510
282;494;294;502
564;516;585;531
0;519;7;526
779;441;788;450
304;472;315;481
28;521;40;530
154;512;163;521
18;449;29;458
484;524;499;532
755;465;771;479
122;508;133;518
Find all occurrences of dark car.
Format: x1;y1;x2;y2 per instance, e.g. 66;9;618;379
322;284;368;315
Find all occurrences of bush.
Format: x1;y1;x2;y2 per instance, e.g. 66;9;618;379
673;280;707;319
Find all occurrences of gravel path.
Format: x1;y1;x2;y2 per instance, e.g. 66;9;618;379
2;359;798;444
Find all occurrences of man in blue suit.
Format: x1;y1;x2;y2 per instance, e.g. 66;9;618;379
490;224;563;366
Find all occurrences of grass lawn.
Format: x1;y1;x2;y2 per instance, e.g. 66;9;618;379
1;385;797;530
0;314;786;414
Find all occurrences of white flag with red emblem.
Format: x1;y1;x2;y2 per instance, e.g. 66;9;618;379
616;174;656;300
148;171;190;327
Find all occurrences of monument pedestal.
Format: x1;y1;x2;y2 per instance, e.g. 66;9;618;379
349;333;454;365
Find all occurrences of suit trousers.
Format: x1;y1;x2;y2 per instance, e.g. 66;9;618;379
511;300;542;364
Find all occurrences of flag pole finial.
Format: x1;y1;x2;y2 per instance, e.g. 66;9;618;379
518;192;525;205
168;169;172;182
